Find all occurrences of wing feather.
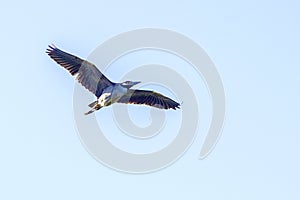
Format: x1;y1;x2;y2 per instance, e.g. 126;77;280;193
117;89;180;110
46;45;113;97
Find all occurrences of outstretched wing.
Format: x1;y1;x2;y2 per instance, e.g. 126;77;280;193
117;89;180;110
46;45;113;97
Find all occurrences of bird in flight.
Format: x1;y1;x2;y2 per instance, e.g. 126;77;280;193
46;45;180;115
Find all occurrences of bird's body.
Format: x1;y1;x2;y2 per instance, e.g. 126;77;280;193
104;83;128;104
100;84;126;105
46;45;180;115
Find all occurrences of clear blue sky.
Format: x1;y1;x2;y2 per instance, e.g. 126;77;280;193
0;0;299;199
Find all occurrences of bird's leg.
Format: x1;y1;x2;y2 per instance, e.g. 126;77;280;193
84;109;95;115
88;100;98;108
84;103;102;115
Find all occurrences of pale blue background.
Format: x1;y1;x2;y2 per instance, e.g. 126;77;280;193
1;0;300;199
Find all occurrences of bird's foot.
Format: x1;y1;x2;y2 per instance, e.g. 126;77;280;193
84;103;102;115
84;109;95;115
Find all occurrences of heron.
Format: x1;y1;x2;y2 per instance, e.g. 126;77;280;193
46;45;180;115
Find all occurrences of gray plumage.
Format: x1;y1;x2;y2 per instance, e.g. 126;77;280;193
46;45;180;115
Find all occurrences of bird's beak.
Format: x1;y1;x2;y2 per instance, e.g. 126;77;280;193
132;81;141;86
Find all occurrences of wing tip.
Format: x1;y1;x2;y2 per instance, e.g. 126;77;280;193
46;44;58;55
171;102;181;110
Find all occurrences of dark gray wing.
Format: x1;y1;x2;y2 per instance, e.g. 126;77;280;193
46;45;113;97
117;89;180;110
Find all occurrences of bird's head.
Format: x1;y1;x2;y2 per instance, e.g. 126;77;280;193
121;81;141;89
